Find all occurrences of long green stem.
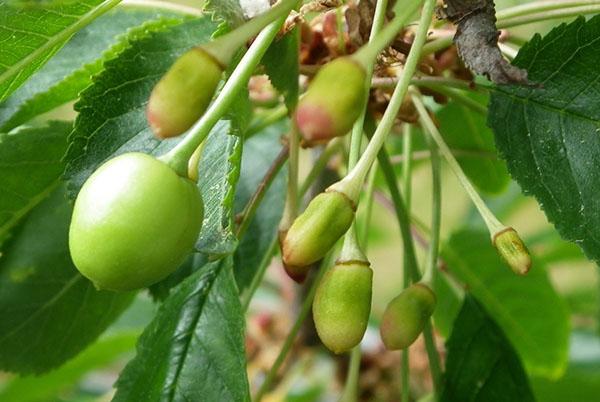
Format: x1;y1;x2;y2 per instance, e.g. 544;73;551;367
496;0;600;20
400;123;413;402
375;139;443;398
411;91;505;237
331;0;437;202
421;120;441;285
299;140;344;196
254;254;332;402
418;84;487;116
497;5;600;28
204;0;297;66
237;146;289;239
340;346;362;402
280;125;300;231
121;0;202;15
353;0;425;66
241;238;278;312
339;0;389;264
160;18;285;176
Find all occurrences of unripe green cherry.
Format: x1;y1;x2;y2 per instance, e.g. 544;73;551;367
493;227;531;275
313;262;373;354
282;190;355;269
147;47;223;139
380;283;436;350
69;152;204;291
295;57;366;146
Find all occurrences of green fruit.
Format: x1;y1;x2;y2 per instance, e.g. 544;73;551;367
69;152;204;291
295;57;366;146
380;283;436;350
493;227;531;275
147;47;223;139
313;262;373;354
282;191;355;268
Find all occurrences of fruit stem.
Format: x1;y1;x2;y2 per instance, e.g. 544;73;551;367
330;0;437;203
203;0;297;66
279;125;300;232
352;0;425;67
497;4;600;29
410;89;507;238
340;346;362;402
421;118;441;285
254;253;333;402
400;123;413;402
496;0;600;21
160;17;286;177
339;0;390;266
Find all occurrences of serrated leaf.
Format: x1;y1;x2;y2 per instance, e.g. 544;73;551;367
0;0;118;102
436;92;509;194
64;17;217;197
0;185;134;374
0;121;71;243
233;121;287;291
441;295;535;402
0;330;138;402
195;122;242;257
263;27;300;112
204;0;246;33
114;257;250;402
443;229;570;378
488;15;600;266
0;9;183;132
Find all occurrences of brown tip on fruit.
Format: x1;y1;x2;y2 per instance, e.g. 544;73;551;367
295;104;335;147
279;229;309;283
492;227;532;275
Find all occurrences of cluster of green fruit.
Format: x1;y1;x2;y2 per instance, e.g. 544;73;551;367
68;1;526;355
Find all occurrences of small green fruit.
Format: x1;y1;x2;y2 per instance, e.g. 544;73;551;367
493;227;531;275
69;153;204;291
380;283;436;350
295;57;366;146
147;47;223;138
313;262;373;354
282;191;355;268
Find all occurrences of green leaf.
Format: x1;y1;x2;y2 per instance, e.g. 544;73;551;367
195;122;242;257
0;330;138;402
532;331;600;402
114;257;250;402
204;0;246;32
443;229;570;378
263;27;300;112
0;9;183;132
436;92;509;194
0;185;134;374
441;295;535;402
233;121;287;291
0;121;71;244
488;15;600;265
0;0;119;102
64;16;217;197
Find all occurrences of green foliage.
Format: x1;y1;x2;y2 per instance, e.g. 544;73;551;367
64;17;217;197
113;257;250;402
0;9;180;132
233;121;286;292
263;27;300;112
0;121;70;243
441;296;535;402
0;186;134;374
0;330;138;402
195;123;243;257
489;15;600;265
0;0;117;102
441;229;570;378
